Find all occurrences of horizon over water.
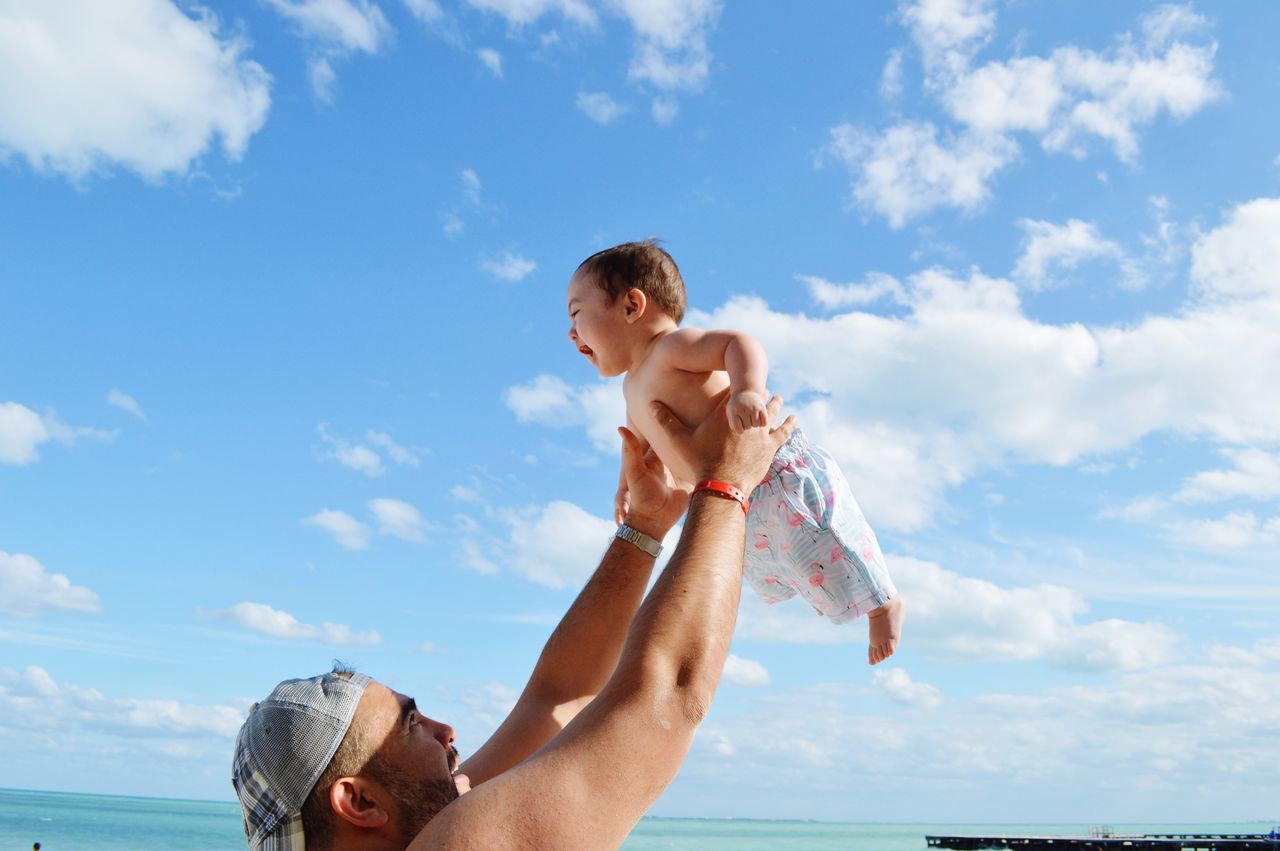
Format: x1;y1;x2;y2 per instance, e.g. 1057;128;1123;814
0;788;1272;850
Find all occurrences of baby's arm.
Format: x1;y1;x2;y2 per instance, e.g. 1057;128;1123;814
658;328;770;432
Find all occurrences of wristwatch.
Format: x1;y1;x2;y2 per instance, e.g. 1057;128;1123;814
615;523;663;558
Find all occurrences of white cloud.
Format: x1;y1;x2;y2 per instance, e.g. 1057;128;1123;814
404;0;444;24
370;497;428;543
441;211;465;237
1141;4;1209;49
736;556;1178;671
303;509;372;550
213;601;381;645
880;48;904;100
459;538;501;575
1105;496;1167;522
1012;218;1133;290
835;3;1223;226
452;680;520;731
799;272;905;309
825;121;1018;229
723;654;771;687
482;251;538;282
1170;512;1280;549
873;668;941;709
651;97;679;125
0;665;244;739
0;551;102;618
613;0;721;92
317;423;383;475
500;500;615;588
692;661;1280;820
1176;448;1280;503
0;402;115;466
268;0;391;102
0;402;49;465
936;4;1222;163
1190;197;1280;301
366;430;422;467
464;0;722;95
465;0;598;29
515;197;1280;538
316;425;420;475
576;91;626;124
477;47;503;77
452;485;482;502
900;0;996;88
1205;636;1280;667
106;390;147;422
0;1;271;182
309;56;339;103
461;168;483;205
266;0;391;53
504;374;576;423
504;374;625;451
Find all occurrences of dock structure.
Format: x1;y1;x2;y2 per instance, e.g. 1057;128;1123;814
925;833;1279;850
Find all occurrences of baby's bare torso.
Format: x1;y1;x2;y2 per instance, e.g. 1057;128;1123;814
623;340;731;485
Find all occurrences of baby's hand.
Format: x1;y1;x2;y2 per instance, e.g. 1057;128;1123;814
727;390;768;433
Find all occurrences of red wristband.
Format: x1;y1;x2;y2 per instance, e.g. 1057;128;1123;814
693;480;750;515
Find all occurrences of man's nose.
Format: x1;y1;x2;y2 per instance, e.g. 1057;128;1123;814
431;719;456;748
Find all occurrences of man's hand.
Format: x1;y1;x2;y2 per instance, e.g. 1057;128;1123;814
651;392;795;492
613;481;631;527
618;427;689;537
727;389;768;433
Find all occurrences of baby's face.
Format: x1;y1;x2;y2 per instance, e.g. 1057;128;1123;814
566;271;630;377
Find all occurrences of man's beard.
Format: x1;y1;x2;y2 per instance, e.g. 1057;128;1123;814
378;761;461;849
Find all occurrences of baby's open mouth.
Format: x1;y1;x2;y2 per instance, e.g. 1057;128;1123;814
578;345;593;357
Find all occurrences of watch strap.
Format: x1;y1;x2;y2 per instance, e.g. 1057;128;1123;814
615;523;663;558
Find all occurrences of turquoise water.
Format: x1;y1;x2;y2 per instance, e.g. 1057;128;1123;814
0;788;1267;849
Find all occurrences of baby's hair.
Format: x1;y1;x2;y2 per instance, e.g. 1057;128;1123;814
576;239;687;324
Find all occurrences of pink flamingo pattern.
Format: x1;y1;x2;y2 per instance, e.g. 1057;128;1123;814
742;428;896;625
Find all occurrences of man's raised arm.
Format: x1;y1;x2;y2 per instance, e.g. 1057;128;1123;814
455;423;690;787
415;395;795;850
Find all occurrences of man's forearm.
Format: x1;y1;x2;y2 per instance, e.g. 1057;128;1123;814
524;529;661;701
456;525;662;785
610;493;746;720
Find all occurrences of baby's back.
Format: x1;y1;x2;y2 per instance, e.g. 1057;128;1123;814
624;340;731;485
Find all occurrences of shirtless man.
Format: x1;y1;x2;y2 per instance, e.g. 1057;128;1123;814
233;393;796;849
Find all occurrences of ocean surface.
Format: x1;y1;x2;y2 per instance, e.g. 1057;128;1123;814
0;787;1266;850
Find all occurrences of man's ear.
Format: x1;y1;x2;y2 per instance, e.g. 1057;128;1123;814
329;776;390;830
623;288;648;323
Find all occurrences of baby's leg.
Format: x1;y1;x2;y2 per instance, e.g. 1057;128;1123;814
776;437;905;663
866;595;905;666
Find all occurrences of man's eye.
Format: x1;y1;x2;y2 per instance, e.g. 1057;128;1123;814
409;714;420;727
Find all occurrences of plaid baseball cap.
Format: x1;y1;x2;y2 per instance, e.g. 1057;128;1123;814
232;671;373;850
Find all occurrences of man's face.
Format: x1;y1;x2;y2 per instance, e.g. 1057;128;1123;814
354;682;462;842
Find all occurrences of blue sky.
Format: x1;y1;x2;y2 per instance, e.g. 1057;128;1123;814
2;0;1279;824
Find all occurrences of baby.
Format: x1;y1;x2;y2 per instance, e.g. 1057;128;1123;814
567;240;905;665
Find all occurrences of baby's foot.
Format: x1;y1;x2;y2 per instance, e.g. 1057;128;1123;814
867;595;906;666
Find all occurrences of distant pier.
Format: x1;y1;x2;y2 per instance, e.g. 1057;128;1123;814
925;830;1280;850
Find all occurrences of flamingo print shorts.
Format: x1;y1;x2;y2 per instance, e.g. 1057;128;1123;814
744;428;896;625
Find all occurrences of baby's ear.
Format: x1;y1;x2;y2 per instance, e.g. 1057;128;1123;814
624;287;648;322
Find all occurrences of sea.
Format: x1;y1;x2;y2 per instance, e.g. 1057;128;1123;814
0;788;1269;850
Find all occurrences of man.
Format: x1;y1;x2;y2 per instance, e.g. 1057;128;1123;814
233;394;796;849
